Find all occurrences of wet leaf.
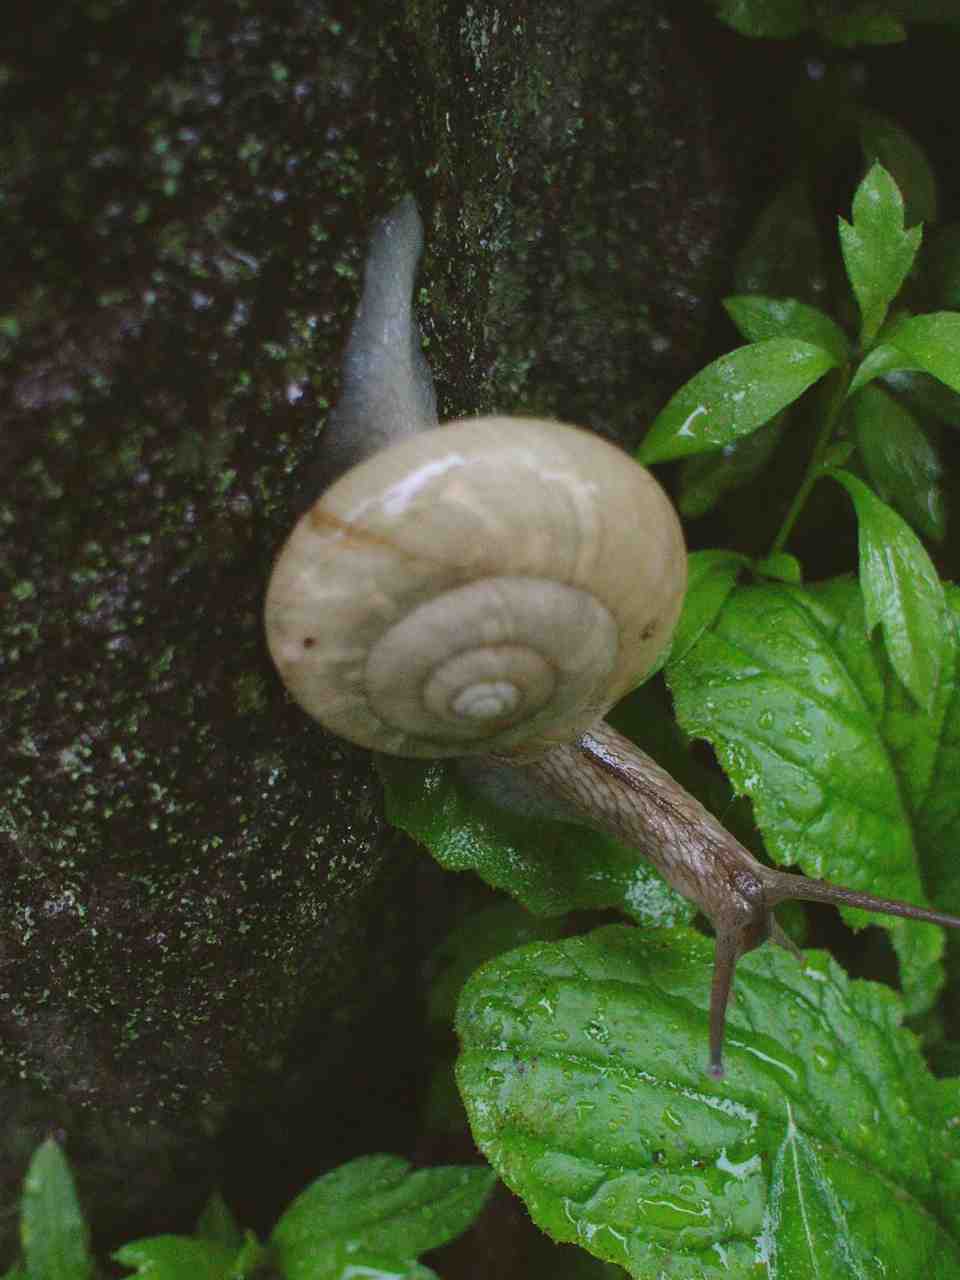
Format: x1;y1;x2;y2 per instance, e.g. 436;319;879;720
853;383;945;541
765;1111;870;1276
271;1156;494;1280
456;926;960;1279
882;311;960;395
113;1236;240;1279
882;368;960;430
859;113;937;225
734;179;824;301
832;469;949;711
639;340;837;463
678;416;784;519
667;576;959;1013
668;550;749;667
754;552;802;584
723;296;850;365
21;1140;94;1280
712;0;810;38
822;7;905;45
380;757;692;928
839;163;922;347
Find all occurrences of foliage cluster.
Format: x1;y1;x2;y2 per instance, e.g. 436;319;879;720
383;148;960;1276
3;1140;494;1280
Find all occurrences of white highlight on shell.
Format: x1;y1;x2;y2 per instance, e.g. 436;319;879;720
452;681;520;720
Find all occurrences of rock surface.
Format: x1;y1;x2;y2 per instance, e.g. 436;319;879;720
0;0;744;1257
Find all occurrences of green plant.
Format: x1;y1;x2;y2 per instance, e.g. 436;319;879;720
708;0;960;45
3;1139;494;1280
383;161;960;1275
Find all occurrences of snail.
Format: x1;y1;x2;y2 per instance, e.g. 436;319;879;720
265;196;960;1076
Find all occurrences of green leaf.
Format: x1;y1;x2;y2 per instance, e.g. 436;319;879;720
848;341;920;397
113;1236;239;1279
723;295;851;364
455;925;960;1279
821;6;906;45
734;179;825;300
886;583;960;926
766;1111;873;1275
853;384;945;541
195;1193;244;1250
838;163;923;347
427;903;564;1028
270;1156;495;1280
379;757;692;927
754;551;802;584
882;312;960;395
882;368;960;430
231;1233;268;1277
832;468;949;711
859;113;938;226
638;340;837;463
820;438;855;470
678;416;784;519
312;1253;439;1280
712;0;810;37
666;577;952;1013
668;550;748;667
21;1140;94;1280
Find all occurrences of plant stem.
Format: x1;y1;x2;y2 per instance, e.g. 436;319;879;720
769;364;851;557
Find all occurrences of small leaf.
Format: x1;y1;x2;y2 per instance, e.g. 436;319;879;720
678;415;784;518
713;0;810;37
882;312;960;395
195;1192;244;1250
638;339;837;463
848;341;919;397
21;1140;94;1280
821;7;906;45
735;179;825;300
754;551;802;584
427;903;564;1028
320;1251;440;1279
853;383;945;541
820;438;855;469
113;1236;237;1279
667;550;748;667
838;163;923;347
232;1233;268;1277
379;757;691;927
831;468;949;711
456;926;960;1278
723;295;850;364
883;368;960;429
860;112;938;225
270;1155;495;1280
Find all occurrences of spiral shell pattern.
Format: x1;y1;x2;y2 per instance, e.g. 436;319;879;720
264;417;686;759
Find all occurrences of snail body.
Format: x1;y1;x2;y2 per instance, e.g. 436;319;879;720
266;196;960;1075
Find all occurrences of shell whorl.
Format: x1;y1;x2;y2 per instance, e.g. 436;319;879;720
264;415;686;759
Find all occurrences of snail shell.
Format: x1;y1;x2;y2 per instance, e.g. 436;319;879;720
264;415;686;759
